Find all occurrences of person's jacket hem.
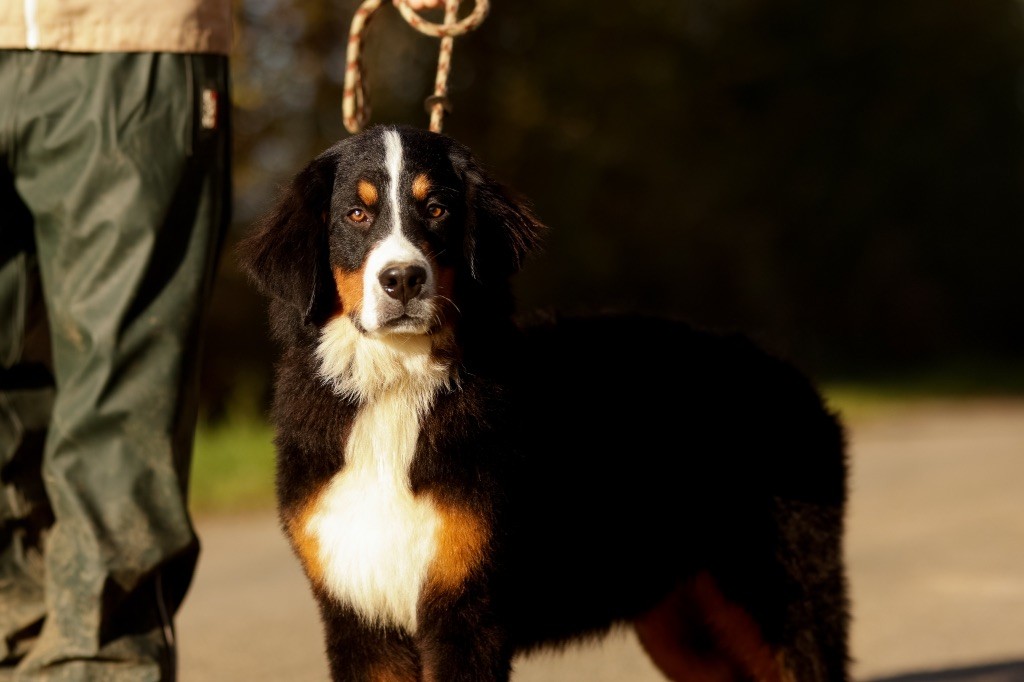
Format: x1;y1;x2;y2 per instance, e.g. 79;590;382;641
0;1;232;55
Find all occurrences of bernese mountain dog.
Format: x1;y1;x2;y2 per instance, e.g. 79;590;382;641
237;124;851;682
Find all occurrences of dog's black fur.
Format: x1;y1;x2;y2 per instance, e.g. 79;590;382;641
238;124;850;682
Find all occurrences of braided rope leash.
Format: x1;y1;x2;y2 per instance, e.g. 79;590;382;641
343;0;490;135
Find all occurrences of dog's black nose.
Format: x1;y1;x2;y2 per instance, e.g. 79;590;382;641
378;264;427;304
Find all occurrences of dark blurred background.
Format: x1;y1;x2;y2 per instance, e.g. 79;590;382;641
201;0;1024;421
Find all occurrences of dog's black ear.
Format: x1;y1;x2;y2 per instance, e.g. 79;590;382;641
236;151;338;324
457;153;546;284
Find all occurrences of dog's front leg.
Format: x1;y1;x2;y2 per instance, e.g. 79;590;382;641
416;586;512;682
316;597;421;682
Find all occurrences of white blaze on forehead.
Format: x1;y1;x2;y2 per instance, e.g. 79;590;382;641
385;129;404;227
359;129;435;332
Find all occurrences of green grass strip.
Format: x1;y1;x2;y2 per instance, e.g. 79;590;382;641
190;417;276;514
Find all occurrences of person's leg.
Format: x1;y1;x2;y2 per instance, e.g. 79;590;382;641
8;50;230;681
0;52;56;675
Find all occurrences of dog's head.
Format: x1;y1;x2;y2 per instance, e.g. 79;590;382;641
238;125;545;338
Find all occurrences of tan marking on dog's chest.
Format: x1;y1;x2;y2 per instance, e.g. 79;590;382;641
288;491;329;588
424;497;490;596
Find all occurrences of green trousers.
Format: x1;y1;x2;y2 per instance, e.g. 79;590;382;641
0;51;230;681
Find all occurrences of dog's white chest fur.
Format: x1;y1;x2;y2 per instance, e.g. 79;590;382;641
305;317;452;632
306;395;439;632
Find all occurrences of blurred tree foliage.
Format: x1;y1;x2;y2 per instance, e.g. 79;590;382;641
201;0;1024;419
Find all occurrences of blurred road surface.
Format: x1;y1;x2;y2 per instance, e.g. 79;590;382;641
177;399;1024;682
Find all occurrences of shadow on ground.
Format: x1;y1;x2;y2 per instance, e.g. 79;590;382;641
870;660;1024;682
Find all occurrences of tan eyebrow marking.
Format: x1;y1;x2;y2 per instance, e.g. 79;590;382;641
357;180;379;206
411;173;431;201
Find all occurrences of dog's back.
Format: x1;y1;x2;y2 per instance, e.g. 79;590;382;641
479;313;848;679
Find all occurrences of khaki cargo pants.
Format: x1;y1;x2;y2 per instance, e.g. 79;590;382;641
0;51;230;680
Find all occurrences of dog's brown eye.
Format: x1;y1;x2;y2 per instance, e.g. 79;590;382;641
427;204;446;219
347;208;369;223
